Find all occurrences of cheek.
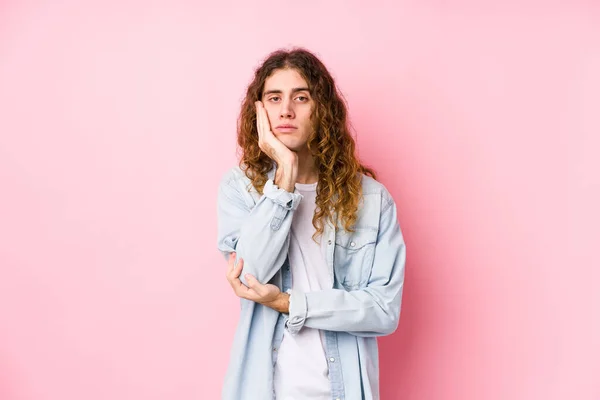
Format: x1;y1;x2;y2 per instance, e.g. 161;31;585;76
264;109;277;125
298;109;313;125
302;112;314;133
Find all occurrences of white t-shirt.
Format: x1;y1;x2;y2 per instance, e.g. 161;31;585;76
273;181;333;400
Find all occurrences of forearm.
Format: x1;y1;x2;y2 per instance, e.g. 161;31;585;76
264;292;290;313
286;287;402;337
220;194;294;285
274;158;297;193
286;201;407;337
217;165;301;285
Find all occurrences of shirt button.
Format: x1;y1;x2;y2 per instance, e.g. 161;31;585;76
350;241;355;247
329;357;335;362
328;240;332;245
273;347;277;352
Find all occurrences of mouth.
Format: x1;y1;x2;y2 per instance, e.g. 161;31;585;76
275;124;298;133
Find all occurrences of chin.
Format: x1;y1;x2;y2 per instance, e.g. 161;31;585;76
278;138;302;152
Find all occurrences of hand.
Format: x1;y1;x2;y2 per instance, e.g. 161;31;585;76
226;252;283;306
255;101;297;165
255;101;298;192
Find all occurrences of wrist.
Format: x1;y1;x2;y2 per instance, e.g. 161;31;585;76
276;152;298;167
274;163;297;193
266;292;290;314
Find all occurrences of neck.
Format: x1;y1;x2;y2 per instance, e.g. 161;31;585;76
294;147;318;184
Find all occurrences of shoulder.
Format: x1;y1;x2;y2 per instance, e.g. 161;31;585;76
347;174;397;230
219;165;248;186
218;166;255;207
359;173;395;210
219;162;276;188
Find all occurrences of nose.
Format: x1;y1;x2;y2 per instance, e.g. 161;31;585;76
279;99;295;119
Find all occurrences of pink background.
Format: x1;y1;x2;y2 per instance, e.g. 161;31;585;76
1;1;598;399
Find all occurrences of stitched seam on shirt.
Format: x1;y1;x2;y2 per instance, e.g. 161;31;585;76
381;198;394;215
270;206;286;230
224;179;255;211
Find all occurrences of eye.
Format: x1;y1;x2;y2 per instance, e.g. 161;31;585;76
295;95;309;102
268;96;281;102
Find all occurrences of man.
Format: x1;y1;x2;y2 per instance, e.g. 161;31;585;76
217;47;406;400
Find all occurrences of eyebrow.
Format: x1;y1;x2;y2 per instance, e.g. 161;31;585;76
262;87;311;96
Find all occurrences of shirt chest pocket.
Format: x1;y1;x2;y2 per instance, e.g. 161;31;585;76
333;229;378;290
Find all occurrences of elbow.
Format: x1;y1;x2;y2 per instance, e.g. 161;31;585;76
240;259;264;282
351;307;399;338
373;297;402;336
372;291;402;336
239;259;279;286
377;310;400;336
232;246;282;285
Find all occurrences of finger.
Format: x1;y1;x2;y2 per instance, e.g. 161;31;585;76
228;268;244;293
227;252;236;275
233;257;243;277
255;101;263;137
244;274;264;296
227;260;242;285
226;252;235;279
227;257;244;282
228;270;245;292
261;104;272;133
259;102;272;133
258;101;269;135
230;274;257;301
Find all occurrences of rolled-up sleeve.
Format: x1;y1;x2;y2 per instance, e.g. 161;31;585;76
262;179;303;230
286;289;308;334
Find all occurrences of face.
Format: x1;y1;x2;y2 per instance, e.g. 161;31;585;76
261;68;314;152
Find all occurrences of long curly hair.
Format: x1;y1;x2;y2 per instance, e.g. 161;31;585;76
237;47;377;241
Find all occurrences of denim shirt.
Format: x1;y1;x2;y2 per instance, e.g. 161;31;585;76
216;164;406;400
